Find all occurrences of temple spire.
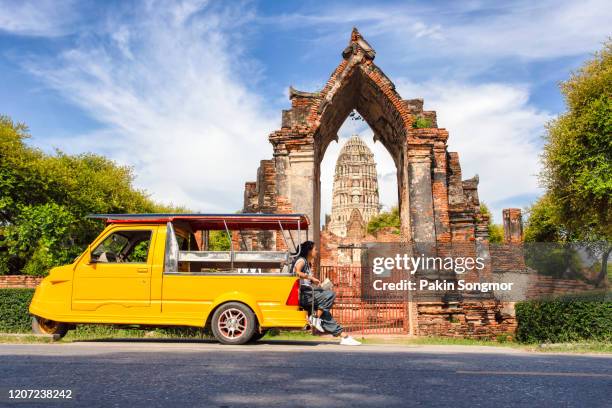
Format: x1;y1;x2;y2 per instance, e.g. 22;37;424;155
328;135;380;238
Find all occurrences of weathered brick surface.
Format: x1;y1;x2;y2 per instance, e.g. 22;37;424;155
416;301;516;338
503;208;523;243
239;28;525;337
0;275;43;288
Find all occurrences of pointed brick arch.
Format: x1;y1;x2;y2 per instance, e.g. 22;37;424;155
243;28;489;251
311;29;412;163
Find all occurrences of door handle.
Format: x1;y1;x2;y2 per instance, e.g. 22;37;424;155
137;268;148;274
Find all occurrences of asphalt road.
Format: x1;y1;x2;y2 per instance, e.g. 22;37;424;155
0;340;610;408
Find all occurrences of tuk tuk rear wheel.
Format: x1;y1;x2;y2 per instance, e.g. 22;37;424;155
211;302;256;345
32;316;68;339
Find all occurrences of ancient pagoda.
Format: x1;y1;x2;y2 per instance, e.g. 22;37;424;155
328;135;380;237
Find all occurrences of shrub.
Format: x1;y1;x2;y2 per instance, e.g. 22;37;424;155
0;288;35;333
366;206;400;235
515;293;612;343
412;116;432;129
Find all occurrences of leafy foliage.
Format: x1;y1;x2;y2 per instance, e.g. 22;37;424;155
0;115;178;276
524;195;566;242
0;288;35;332
515;293;612;343
479;203;504;243
525;41;611;287
412;116;432;129
523;242;590;280
538;41;611;242
209;230;231;251
126;241;150;263
366;206;400;235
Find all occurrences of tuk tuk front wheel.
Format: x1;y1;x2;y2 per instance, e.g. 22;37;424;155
211;302;256;345
32;316;68;339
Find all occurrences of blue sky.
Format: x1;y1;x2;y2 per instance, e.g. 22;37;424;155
1;0;610;223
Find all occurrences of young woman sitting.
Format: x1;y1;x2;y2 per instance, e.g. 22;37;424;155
292;241;361;346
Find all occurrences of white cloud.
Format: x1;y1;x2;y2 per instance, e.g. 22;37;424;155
27;0;276;211
396;79;552;223
0;0;78;36
441;0;612;59
266;0;611;63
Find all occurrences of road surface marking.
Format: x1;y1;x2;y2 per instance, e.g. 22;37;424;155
457;370;612;378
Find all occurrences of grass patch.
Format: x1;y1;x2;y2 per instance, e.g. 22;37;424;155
0;334;56;344
263;329;323;341
523;342;612;354
63;325;209;341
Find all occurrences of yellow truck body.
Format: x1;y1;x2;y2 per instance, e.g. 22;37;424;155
30;214;308;344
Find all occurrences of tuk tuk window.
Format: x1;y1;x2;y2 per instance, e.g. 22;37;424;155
92;230;152;263
176;233;198;251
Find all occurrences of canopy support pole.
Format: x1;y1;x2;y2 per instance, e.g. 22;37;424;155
224;220;233;271
278;221;295;253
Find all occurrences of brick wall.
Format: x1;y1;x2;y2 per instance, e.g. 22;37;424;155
0;275;43;289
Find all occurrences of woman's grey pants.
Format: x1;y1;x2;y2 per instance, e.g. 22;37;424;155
300;286;343;336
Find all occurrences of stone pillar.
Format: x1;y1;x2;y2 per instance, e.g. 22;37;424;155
286;150;316;243
407;147;436;242
398;154;412;240
503;208;523;243
431;136;451;243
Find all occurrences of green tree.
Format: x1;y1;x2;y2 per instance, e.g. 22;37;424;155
366;206;400;235
527;41;611;286
0;115;180;276
540;41;611;240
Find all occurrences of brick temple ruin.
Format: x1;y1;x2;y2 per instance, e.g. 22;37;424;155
242;29;525;338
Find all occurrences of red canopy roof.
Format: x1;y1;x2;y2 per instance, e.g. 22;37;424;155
87;213;310;231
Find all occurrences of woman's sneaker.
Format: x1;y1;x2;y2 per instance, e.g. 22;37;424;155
308;316;325;333
340;336;361;346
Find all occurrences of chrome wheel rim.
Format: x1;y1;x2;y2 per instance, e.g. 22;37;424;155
218;308;247;339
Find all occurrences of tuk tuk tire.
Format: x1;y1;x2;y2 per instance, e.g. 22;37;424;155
211;302;257;345
32;316;68;339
